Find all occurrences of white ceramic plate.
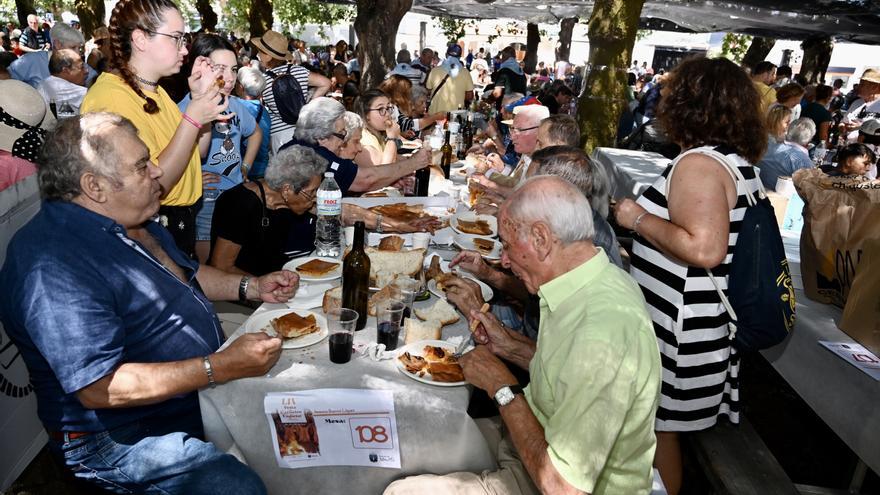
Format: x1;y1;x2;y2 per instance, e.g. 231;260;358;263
450;212;497;238
284;282;337;310
427;277;493;303
395;340;465;387
453;234;502;260
283;256;342;282
243;309;329;349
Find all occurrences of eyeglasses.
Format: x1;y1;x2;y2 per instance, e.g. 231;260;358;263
143;29;185;50
368;105;395;116
510;125;539;135
297;187;317;201
331;131;347;140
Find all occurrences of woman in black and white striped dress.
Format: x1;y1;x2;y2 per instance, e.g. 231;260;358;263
614;57;767;495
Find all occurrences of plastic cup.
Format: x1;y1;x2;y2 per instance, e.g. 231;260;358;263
376;301;405;351
412;232;431;250
344;226;355;247
327;308;358;364
392;278;419;320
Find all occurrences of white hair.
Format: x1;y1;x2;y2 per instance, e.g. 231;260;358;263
513;104;550;125
504;175;594;244
265;145;327;191
49;22;84;50
342;111;363;143
294;97;346;145
785;117;816;146
236;66;266;98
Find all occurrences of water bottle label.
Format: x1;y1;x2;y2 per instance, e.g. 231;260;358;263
317;190;342;215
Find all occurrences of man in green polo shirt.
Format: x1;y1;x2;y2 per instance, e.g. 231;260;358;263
385;177;661;495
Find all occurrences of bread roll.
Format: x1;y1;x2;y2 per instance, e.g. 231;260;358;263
322;286;342;314
414;299;460;325
366;248;425;285
403;318;442;344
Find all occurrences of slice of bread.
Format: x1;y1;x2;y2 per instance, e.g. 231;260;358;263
368;284;397;317
322;286;342;314
366;248;425;285
403;318;442;345
377;235;405;251
414;298;460;326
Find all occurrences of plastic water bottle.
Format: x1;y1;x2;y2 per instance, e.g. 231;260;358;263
315;172;342;257
813;141;827;166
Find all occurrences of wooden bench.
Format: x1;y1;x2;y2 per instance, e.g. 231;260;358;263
688;417;799;495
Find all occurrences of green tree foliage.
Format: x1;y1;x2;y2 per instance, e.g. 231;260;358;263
432;16;477;43
720;32;752;64
223;0;353;38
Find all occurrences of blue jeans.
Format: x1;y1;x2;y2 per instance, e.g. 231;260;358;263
48;409;266;495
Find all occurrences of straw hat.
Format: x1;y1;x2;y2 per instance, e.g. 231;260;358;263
0;80;55;162
251;30;292;62
861;68;880;85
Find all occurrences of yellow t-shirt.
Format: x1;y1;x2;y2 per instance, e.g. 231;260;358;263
81;73;201;207
753;80;777;114
426;67;474;114
359;128;385;157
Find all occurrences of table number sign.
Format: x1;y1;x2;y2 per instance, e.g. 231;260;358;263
819;341;880;381
264;389;401;469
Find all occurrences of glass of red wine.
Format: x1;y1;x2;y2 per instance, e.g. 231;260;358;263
376;301;406;351
327;308;358;364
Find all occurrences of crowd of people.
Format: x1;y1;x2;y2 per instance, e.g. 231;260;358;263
1;2;879;494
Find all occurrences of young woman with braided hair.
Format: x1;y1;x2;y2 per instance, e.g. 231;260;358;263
81;0;229;257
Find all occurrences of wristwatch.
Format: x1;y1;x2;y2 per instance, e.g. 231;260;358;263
493;384;524;407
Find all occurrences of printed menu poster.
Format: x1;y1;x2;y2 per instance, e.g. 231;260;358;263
264;389;400;469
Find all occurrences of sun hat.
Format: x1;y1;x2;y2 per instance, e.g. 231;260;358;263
0;80;55;162
860;68;880;85
859;118;880;136
251;30;292;62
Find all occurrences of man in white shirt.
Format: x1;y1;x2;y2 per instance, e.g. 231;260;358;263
37;48;87;112
845;68;880;123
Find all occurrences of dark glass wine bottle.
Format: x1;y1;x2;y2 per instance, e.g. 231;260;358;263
342;221;370;330
440;129;453;179
414;165;430;196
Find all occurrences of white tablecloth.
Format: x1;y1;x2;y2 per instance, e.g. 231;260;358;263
761;232;880;476
199;254;495;495
591;147;670;200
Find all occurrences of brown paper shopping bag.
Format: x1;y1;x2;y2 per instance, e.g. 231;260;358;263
839;240;880;357
793;168;880;308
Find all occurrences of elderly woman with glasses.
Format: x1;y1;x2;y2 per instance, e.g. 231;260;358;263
210;145;439;276
281;97;432;195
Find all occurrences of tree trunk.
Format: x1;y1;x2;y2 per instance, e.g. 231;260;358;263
576;0;646;152
555;17;578;63
740;36;776;71
523;22;539;74
800;35;834;84
355;0;412;91
248;0;273;38
195;0;218;32
75;0;104;39
15;0;35;26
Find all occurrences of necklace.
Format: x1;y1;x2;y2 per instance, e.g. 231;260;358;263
134;74;158;87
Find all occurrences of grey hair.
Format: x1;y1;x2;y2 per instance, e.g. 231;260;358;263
342;111;363;143
236;66;266;98
530;145;610;218
265;144;328;191
504;175;594;244
294;97;346;145
49;22;84;50
537;114;579;148
785;117;816;146
48;48;79;75
411;85;429;102
38;112;136;201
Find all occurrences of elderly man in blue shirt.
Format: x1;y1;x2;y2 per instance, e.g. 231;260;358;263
758;117;817;191
0;112;300;494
